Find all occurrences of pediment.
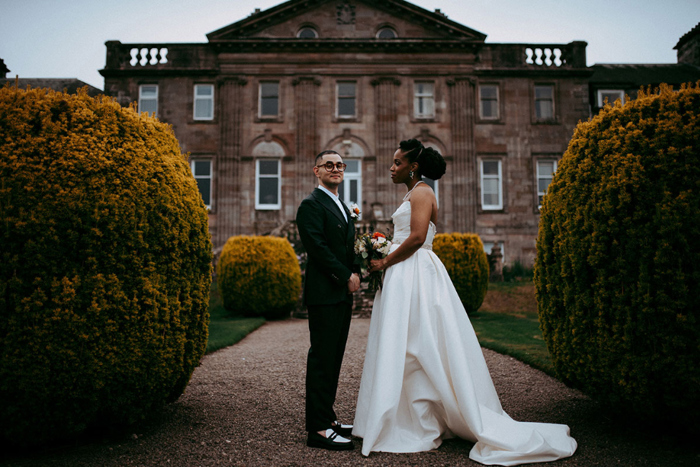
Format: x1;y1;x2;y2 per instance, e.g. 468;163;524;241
207;0;486;42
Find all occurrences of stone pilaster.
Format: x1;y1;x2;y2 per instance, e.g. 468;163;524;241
372;77;401;214
448;77;477;232
215;77;247;247
293;77;321;204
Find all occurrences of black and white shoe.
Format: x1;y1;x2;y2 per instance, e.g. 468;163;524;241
331;421;353;438
307;429;354;451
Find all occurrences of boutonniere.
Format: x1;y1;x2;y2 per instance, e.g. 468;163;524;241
350;203;361;220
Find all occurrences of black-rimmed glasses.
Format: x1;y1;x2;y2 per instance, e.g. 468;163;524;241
316;162;347;172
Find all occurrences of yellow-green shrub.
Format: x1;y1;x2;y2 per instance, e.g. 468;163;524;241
217;236;301;319
433;233;489;313
0;86;212;446
535;83;700;426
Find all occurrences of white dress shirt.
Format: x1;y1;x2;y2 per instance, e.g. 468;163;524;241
318;185;348;223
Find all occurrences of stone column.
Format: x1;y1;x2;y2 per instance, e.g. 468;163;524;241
448;77;477;232
372;77;401;215
293;77;321;205
215;77;247;248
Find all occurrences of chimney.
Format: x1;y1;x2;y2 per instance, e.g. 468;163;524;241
0;59;9;78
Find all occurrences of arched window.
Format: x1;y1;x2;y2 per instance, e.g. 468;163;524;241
297;27;318;39
376;27;397;39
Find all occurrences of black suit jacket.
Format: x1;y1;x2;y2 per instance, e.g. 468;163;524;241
296;188;358;306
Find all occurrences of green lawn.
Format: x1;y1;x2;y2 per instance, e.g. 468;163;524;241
206;282;265;354
470;281;556;377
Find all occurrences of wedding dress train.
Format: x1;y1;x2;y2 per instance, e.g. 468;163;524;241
353;198;577;465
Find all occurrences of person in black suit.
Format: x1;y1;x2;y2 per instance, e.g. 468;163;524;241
296;150;360;451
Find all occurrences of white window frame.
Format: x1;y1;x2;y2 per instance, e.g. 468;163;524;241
259;81;280;118
255;159;281;210
537;159;558;210
138;84;158;117
337;81;357;118
190;159;212;209
339;159;362;211
414;81;435;118
193;84;214;121
534;84;555;121
479;84;500;120
597;89;625;107
480;159;503;210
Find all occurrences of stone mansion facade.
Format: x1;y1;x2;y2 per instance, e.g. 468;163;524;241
100;0;595;266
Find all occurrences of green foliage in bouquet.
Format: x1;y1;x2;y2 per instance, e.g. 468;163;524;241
0;86;212;446
433;233;489;313
217;236;301;319
535;83;700;426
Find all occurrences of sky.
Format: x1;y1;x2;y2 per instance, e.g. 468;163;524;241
1;0;699;91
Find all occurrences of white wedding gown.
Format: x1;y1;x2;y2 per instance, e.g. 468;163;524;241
352;197;577;465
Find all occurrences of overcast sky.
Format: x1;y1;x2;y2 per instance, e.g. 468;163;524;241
1;0;698;90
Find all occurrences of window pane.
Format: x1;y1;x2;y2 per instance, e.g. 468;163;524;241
377;28;396;39
196;178;211;206
261;83;278;97
538;161;555;176
535;86;553;99
258;160;278;175
484;192;499;206
338;83;355;96
536;101;553;119
261;97;278;116
481;85;498;99
195;85;213;96
141;85;157;97
193;161;211;176
140;99;157;115
338;97;355;116
298;27;317;38
345;160;359;172
194;100;213;119
483;161;499;175
350;180;358;203
481;100;497;118
258;178;279;205
423;177;435;190
538;177;553;193
483;178;499;195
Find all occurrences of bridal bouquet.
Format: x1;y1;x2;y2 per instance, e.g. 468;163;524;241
354;231;392;292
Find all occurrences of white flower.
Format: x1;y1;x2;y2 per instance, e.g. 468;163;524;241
349;203;361;220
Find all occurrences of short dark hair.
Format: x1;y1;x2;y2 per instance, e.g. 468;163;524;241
315;150;341;165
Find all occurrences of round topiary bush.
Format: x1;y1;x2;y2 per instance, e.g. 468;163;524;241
433;233;489;313
535;83;700;426
217;236;301;319
0;86;212;446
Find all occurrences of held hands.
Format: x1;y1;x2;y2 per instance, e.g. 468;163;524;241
347;273;361;293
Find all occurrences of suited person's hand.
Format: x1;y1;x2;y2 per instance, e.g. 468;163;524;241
348;273;360;293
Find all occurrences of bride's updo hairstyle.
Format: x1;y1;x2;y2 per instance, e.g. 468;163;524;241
399;139;446;180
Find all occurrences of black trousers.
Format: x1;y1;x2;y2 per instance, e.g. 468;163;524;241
305;301;353;432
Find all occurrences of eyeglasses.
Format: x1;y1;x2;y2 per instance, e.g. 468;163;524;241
316;162;347;172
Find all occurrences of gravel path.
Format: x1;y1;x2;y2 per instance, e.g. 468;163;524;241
3;318;698;467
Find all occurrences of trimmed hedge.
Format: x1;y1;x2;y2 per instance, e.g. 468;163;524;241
0;86;212;445
217;236;301;319
433;233;489;313
535;83;700;426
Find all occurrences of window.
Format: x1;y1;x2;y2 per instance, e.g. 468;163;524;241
338;159;362;210
537;159;557;209
479;84;499;120
139;84;158;116
597;89;625;107
256;159;281;210
337;82;356;118
377;27;397;39
259;82;279;117
422;177;439;206
190;160;212;209
414;82;435;118
481;159;503;210
297;27;318;38
193;84;214;120
534;85;554;120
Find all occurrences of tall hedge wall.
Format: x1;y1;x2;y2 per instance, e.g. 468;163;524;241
433;233;489;313
0;86;213;445
217;236;301;320
535;84;700;425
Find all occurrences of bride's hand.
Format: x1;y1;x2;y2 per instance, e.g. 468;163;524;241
369;258;386;273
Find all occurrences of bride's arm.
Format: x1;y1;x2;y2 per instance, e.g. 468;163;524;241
369;187;433;272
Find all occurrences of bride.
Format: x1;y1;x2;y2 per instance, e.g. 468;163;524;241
352;139;577;465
